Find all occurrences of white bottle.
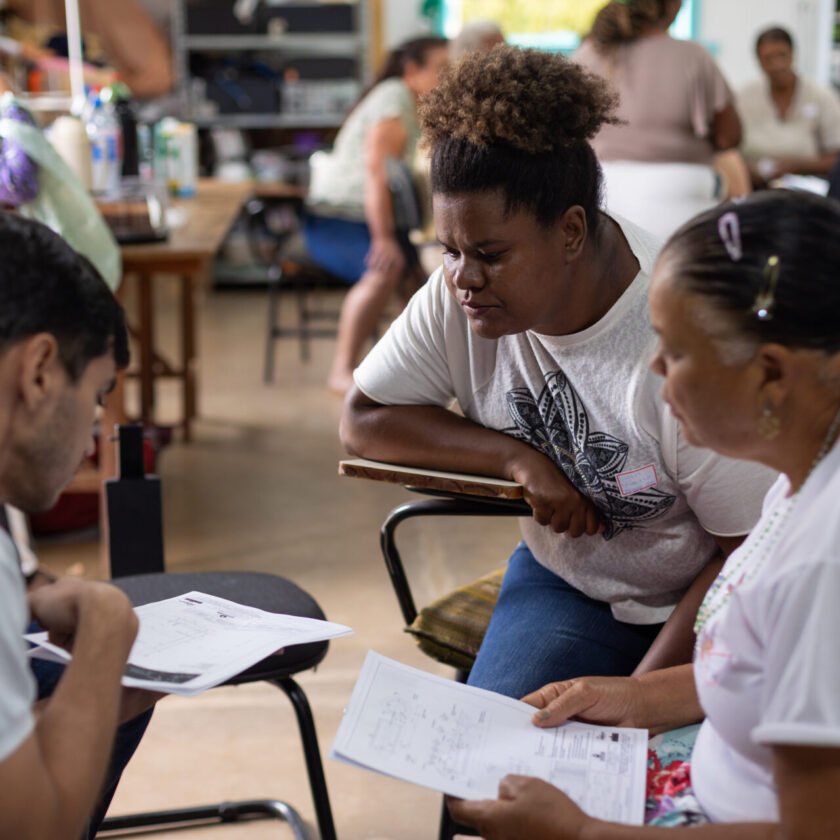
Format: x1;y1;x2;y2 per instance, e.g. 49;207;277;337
86;95;123;196
48;115;92;190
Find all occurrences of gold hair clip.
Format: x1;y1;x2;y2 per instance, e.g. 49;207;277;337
752;255;780;321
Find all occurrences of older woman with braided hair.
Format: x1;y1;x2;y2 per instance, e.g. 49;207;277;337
342;47;773;702
574;0;743;239
449;189;840;836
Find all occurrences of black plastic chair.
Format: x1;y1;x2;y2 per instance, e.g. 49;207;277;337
379;488;530;840
244;199;349;384
98;428;337;839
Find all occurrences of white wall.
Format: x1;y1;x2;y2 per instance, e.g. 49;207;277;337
383;0;433;49
697;0;834;90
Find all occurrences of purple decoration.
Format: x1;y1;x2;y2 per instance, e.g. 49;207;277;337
0;101;39;206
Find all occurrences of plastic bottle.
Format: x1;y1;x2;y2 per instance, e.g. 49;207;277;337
86;94;123;196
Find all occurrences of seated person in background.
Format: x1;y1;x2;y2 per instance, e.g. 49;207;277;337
304;36;449;395
738;26;840;188
451;19;504;61
0;213;156;839
573;0;741;240
340;47;775;701
450;189;840;837
9;0;173;99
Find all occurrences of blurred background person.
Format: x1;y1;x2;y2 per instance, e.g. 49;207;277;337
574;0;742;239
304;35;449;395
9;0;173;100
451;19;504;61
738;26;840;189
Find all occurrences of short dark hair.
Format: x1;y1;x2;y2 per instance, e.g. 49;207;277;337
661;190;840;354
756;26;794;54
0;213;129;379
419;46;618;231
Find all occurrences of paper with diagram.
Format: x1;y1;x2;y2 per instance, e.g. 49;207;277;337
26;591;352;696
331;651;648;824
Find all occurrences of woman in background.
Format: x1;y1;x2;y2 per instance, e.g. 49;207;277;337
305;36;449;394
738;26;840;188
574;0;742;238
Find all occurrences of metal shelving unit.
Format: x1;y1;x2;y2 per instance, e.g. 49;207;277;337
173;0;370;132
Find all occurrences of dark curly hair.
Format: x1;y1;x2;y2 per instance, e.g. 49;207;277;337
419;45;618;229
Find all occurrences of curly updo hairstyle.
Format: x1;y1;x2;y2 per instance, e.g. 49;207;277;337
660;191;840;357
419;45;618;231
589;0;672;52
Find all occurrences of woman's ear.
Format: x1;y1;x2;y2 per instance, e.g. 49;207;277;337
18;333;63;412
560;206;587;263
754;343;797;408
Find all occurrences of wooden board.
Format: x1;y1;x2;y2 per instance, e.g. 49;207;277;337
338;458;525;500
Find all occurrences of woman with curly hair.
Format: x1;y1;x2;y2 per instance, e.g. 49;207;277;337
341;46;773;698
574;0;743;238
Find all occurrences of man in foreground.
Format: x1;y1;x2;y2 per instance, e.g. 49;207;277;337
0;212;149;838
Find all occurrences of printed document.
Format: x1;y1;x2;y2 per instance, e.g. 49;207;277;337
26;591;352;696
331;652;648;824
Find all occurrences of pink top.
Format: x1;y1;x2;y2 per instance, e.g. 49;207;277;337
574;34;733;165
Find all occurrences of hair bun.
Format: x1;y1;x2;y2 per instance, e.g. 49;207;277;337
420;45;618;155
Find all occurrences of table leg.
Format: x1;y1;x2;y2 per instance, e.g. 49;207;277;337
137;273;155;428
180;273;196;442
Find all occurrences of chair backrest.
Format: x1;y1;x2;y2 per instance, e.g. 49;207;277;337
105;425;165;579
385;157;422;232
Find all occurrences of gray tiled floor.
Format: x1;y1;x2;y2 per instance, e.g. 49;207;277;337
38;283;518;839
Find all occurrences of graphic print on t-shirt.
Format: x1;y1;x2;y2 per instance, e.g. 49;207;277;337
504;370;675;539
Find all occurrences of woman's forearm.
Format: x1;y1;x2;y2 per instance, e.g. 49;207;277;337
634;665;703;735
363;159;395;239
341;396;535;480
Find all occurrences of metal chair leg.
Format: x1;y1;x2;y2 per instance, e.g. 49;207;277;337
276;676;336;840
99;800;309;838
264;264;282;384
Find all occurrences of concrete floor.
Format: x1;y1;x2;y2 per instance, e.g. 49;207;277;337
37;280;520;839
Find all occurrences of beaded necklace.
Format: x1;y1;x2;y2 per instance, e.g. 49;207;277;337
693;403;840;637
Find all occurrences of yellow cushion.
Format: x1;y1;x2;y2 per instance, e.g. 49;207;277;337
405;567;504;671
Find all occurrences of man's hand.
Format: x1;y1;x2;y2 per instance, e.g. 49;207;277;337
523;675;644;729
449;776;590;840
28;579;137;655
507;448;602;537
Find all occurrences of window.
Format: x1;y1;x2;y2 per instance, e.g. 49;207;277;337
441;0;698;53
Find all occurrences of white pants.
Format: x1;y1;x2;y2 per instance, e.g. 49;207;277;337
600;161;719;242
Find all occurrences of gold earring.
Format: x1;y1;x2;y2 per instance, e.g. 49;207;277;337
757;404;781;440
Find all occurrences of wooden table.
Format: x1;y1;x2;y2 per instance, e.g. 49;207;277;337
119;179;252;441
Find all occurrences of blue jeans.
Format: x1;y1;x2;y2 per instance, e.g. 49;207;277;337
302;213;420;284
467;542;664;698
29;629;153;840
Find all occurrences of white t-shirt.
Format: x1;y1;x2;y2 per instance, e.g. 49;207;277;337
307;77;419;222
354;215;775;623
0;530;35;762
692;441;840;823
738;76;840;162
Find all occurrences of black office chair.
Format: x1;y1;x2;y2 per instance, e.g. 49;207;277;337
98;427;337;839
379;488;530;840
